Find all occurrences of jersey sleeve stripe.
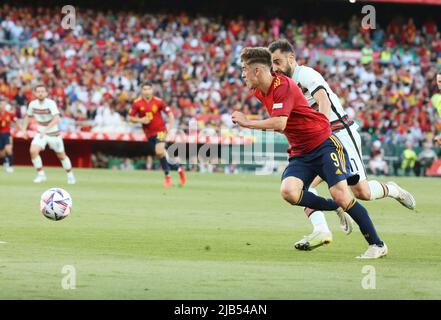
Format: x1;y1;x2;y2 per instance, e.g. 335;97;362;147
310;85;326;97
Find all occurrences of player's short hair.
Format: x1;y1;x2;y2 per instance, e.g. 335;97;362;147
268;39;295;54
34;83;47;91
141;82;153;88
240;47;272;68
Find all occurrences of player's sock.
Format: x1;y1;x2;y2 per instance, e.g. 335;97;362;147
60;157;72;172
384;182;400;199
368;180;401;200
345;199;383;246
296;190;339;211
168;161;180;171
159;157;170;176
5;154;12;166
31;156;44;172
309;211;331;233
368;180;386;200
305;187;331;233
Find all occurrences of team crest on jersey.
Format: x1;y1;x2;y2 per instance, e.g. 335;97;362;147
273;76;281;89
152;105;158;113
140;107;145;111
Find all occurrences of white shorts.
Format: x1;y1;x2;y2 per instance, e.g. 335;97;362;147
334;124;367;181
31;134;65;153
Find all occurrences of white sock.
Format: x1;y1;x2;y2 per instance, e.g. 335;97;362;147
309;211;331;233
385;182;400;198
307;187;331;233
31;156;44;173
61;157;72;172
368;180;386;200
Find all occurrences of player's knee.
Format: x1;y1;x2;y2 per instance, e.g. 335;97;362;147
30;147;39;158
352;187;370;201
331;188;352;209
280;185;302;205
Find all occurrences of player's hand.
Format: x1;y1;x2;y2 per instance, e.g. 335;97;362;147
139;117;150;125
231;111;248;127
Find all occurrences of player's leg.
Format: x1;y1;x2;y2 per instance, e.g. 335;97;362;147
337;129;416;209
154;138;172;187
4;141;14;173
324;136;387;258
164;141;186;186
280;159;342;251
0;134;6;170
303;176;334;236
50;136;76;184
30;136;46;183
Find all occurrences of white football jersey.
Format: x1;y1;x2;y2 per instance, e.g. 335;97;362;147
292;65;351;129
27;98;60;134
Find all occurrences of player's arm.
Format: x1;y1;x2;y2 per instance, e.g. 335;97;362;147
232;112;287;131
11;115;22;132
128;115;149;124
312;89;331;120
303;68;331;119
128;104;149;124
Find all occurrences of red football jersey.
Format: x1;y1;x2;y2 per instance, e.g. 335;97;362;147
0;111;16;134
129;96;171;138
254;74;331;157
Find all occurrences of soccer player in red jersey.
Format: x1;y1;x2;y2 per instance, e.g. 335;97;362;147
0;98;21;173
232;47;387;258
129;82;186;187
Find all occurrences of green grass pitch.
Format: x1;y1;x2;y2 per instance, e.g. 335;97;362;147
0;167;440;299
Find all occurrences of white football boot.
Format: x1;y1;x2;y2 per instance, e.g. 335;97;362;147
387;181;416;210
356;243;388;259
33;172;47;183
294;231;333;251
67;172;76;185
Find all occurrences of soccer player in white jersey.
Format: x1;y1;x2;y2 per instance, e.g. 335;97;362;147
268;40;416;251
21;84;76;184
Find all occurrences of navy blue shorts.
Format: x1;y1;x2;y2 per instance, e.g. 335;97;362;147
282;135;360;189
0;133;11;150
147;131;167;147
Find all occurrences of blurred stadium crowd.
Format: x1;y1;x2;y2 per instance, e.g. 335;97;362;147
0;3;440;172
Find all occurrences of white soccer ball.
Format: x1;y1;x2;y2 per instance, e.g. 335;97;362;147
40;188;73;221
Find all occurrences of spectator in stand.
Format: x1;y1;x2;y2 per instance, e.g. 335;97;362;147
415;141;437;176
0;3;439;150
401;141;418;176
369;140;389;176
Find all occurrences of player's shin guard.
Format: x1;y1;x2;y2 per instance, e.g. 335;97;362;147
345;199;383;246
368;180;387;200
31;155;43;171
159;157;170;176
296;190;339;211
368;180;400;199
60;157;72;172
